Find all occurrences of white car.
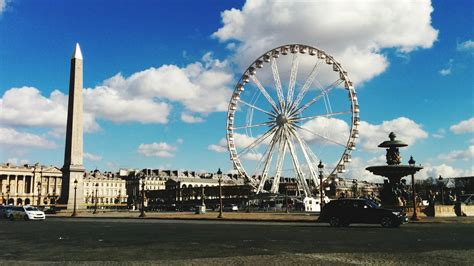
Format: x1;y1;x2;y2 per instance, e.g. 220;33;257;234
9;206;46;221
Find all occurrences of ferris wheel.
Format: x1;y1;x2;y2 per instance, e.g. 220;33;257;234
226;44;360;197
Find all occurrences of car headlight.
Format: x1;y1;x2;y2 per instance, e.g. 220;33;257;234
392;211;400;216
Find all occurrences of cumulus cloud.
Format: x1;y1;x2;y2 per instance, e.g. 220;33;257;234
0;0;6;15
438;59;453;76
208;144;227;153
419;163;474;179
213;0;438;84
208;132;262;155
457;39;474;53
358;117;428;151
450;117;474;134
0;86;100;133
84;152;103;162
438;145;474;162
181;112;205;123
137;142;177;158
0;127;56;149
242;152;263;161
299;117;350;146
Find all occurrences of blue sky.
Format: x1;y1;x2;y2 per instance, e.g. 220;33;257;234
0;0;472;181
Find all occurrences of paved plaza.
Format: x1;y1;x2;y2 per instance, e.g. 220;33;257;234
1;217;473;265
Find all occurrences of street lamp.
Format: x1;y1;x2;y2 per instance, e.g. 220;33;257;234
93;183;99;214
438;175;444;205
6;185;10;205
352;179;358;198
408;156;419;221
139;178;146;218
217;168;223;218
71;179;78;217
37;181;42;206
318;161;324;208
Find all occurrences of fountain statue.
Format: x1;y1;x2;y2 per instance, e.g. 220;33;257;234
366;132;423;208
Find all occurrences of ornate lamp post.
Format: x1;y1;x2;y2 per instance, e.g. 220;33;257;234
217;168;223;218
409;156;419;221
6;185;10;205
37;181;42;206
438;175;444;205
93;183;99;214
139;178;146;218
71;179;78;217
318;161;324;208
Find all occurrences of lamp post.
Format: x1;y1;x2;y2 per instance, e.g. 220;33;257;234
139;178;146;218
217;168;223;218
408;156;419;221
318;161;324;209
6;185;10;205
37;181;41;206
438;175;444;205
71;179;78;217
93;183;99;214
352;179;358;198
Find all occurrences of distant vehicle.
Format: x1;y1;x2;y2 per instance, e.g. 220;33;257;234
459;194;474;205
0;205;14;219
223;204;238;212
318;198;408;228
8;206;46;221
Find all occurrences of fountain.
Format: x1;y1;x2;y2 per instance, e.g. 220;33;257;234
366;132;423;208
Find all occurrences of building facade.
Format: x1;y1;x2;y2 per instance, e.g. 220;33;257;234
83;169;127;208
0;163;62;206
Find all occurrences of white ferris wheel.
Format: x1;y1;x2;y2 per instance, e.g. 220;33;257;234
226;44;360;198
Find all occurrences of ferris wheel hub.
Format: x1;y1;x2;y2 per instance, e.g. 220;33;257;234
276;114;288;126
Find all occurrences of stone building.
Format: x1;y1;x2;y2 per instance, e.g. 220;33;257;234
83;169;127;208
0;163;62;206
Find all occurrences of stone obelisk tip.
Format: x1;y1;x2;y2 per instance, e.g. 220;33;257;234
71;43;83;60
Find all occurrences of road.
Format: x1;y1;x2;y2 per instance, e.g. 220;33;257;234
1;218;473;265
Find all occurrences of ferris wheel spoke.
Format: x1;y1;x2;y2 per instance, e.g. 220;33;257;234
237;126;277;158
290;111;351;123
232;121;275;130
286;134;311;197
270;133;288;194
238;99;275;117
294;124;347;148
290;79;343;116
286;53;299;108
287;127;321;187
250;75;279;112
271;57;286;109
256;128;283;193
291;60;323;111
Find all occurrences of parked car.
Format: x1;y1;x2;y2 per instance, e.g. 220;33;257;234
223;204;239;212
318;198;408;228
459;194;474;205
0;205;14;219
8;205;46;221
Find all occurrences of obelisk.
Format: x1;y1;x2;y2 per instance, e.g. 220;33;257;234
60;43;86;210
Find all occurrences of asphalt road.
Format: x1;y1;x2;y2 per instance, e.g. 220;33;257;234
1;218;473;265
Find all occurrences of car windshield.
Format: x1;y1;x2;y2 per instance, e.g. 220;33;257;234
25;207;39;211
365;200;379;209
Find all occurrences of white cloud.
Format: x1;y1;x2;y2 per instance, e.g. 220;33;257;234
242;152;263;161
0;0;6;15
213;0;438;84
438;59;453;76
84;152;103;162
432;128;445;139
6;158;29;166
450;117;474;134
0;86;100;133
208;144;227;153
181;112;205;123
457;39;474;53
0;127;56;149
299;117;350;146
358;117;428;151
438;145;474;161
137;142;177;158
419;163;474;179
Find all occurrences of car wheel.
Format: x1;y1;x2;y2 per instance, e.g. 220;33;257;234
329;216;341;227
381;216;394;228
341;221;350;227
24;215;29;221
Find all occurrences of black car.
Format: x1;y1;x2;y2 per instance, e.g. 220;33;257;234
318;198;408;228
